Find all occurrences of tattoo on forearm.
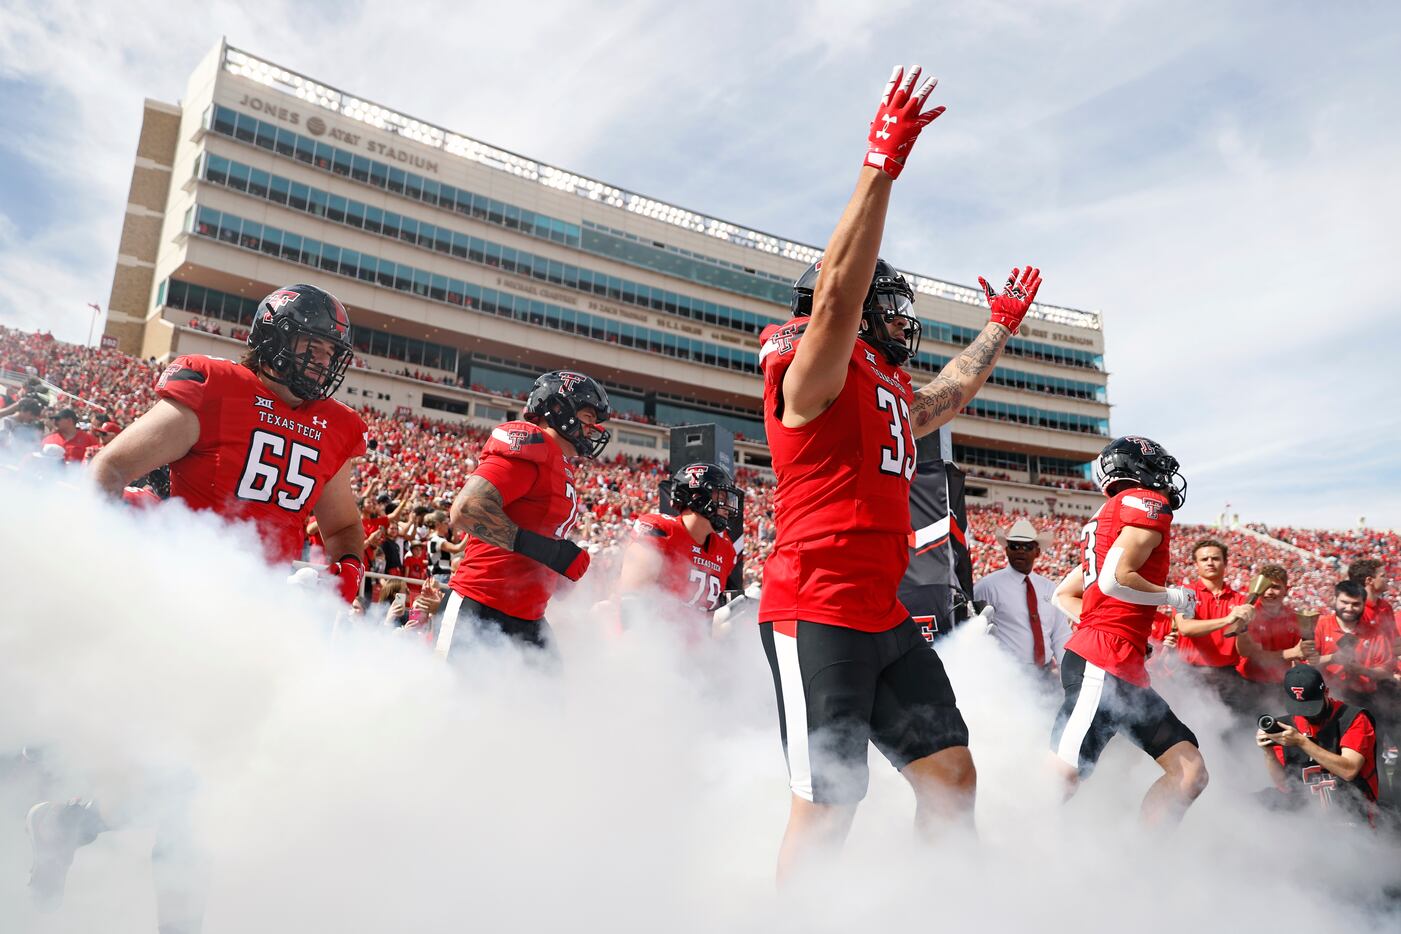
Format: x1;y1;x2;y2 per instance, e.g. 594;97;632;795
456;476;518;551
909;325;1009;431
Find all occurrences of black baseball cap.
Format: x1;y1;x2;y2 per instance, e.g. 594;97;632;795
1283;665;1327;718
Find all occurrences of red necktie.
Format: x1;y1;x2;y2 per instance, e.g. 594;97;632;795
1025;576;1046;668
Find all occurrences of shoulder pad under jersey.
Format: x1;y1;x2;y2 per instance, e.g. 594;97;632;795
484;420;552;462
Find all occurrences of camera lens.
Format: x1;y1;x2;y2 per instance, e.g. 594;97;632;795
1258;715;1284;734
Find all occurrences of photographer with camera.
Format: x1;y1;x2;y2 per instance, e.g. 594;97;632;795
1256;665;1379;827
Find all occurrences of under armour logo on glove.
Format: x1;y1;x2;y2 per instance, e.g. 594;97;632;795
978;266;1042;335
865;64;945;180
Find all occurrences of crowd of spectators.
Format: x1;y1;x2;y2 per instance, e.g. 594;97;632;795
3;324;1395;622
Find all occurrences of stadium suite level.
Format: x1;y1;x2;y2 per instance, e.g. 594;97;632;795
102;39;1110;513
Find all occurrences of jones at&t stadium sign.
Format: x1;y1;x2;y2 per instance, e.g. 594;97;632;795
236;93;440;175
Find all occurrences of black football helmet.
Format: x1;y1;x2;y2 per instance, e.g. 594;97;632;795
1093;436;1187;511
670;462;743;535
247;284;354;401
791;257;922;366
524;370;612;459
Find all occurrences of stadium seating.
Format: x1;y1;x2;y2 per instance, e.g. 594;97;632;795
4;325;1397;608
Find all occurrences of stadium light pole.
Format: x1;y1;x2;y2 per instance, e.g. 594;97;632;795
86;303;101;346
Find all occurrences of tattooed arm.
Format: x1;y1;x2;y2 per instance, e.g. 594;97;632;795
448;473;591;580
449;475;518;550
909;323;1010;438
909;265;1042;439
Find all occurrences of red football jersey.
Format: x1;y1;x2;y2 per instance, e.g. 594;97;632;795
154;355;367;563
1064;488;1174;687
758;319;917;632
449;421;579;620
632;512;737;612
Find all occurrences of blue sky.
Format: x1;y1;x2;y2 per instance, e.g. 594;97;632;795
0;0;1398;527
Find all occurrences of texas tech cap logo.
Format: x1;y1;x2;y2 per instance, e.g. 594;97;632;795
1290;686;1307;701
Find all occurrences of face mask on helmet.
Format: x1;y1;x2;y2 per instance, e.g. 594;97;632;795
527;372;613;459
248;285;355;402
255;319;353;402
1094;438;1188;511
548;402;610;459
862;289;922;366
671;466;743;534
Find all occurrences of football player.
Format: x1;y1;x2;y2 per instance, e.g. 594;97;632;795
90;283;369;593
618;462;740;637
1049;436;1207;826
439;370;610;658
33;284;369;932
758;63;1043;881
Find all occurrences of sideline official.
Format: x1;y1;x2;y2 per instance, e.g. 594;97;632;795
973;519;1070;680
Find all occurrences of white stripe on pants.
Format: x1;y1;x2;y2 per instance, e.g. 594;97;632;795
435;590;466;659
774;628;814;802
1056;660;1106;769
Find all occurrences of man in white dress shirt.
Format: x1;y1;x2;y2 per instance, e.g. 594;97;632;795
973;518;1071;682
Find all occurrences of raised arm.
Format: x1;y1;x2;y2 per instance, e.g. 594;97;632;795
782;65;943;426
910;267;1041;438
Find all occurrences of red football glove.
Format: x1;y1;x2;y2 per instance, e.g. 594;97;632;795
978;267;1042;335
326;555;365;604
865;64;945;180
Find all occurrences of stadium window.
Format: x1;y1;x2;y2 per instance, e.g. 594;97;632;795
227;161;250;192
291;134;314;165
327;194;347;224
308;188;328;217
398;216;418;245
387;166;406;195
288;182;310;212
213;106;235;136
366;330;386;357
233;112;257;143
216;215;239;245
421;178;440;207
349;155;371;183
363;206;383;235
404;172;423;200
392;263;411;293
262;175;287;206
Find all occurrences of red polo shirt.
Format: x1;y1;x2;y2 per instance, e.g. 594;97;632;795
1315;613;1397;695
1175;578;1246;668
41;429;99;463
1236;601;1302;683
1362;598;1396;638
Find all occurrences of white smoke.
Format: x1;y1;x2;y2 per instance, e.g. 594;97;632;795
0;473;1396;933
